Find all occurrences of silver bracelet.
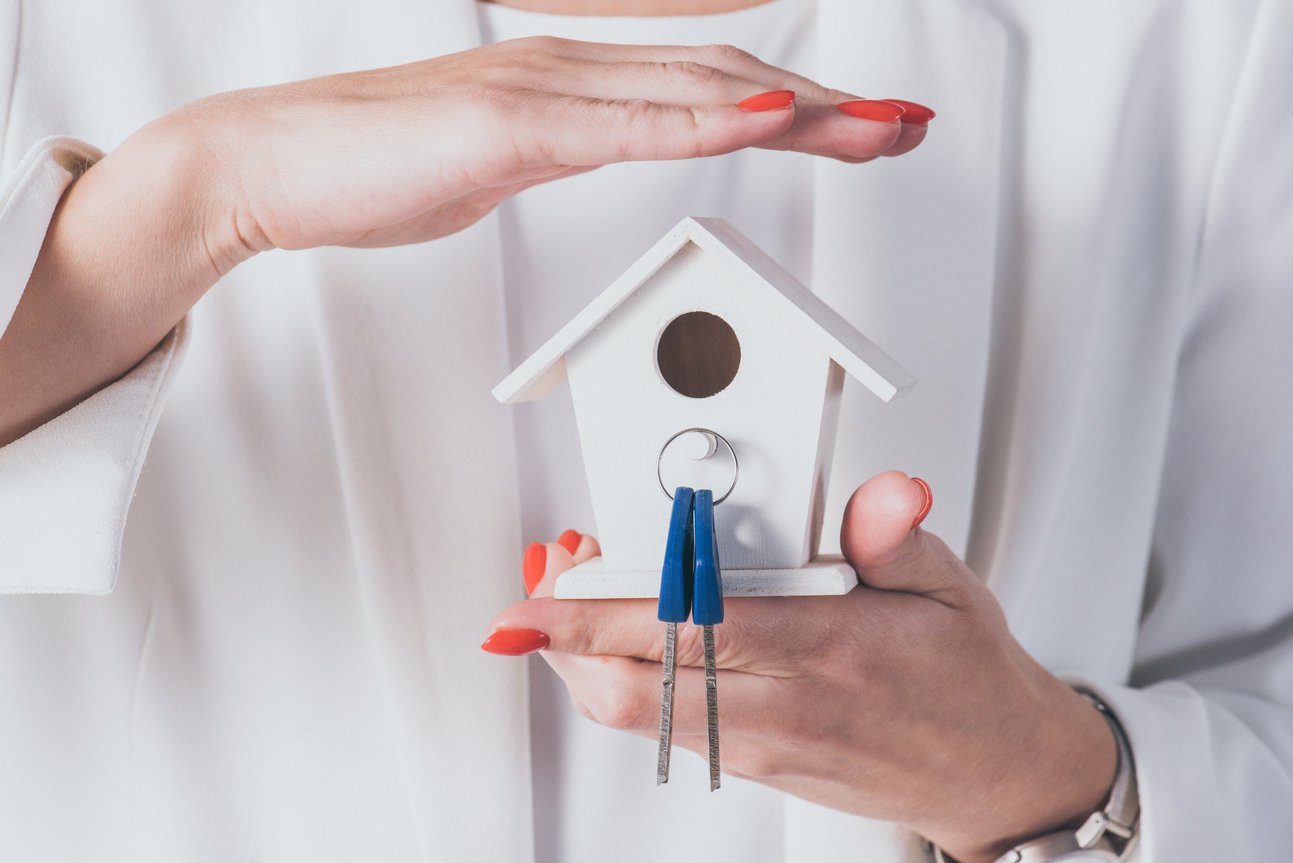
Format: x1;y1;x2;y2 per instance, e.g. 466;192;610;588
929;689;1139;863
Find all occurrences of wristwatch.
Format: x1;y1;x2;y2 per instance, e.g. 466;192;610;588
930;690;1139;863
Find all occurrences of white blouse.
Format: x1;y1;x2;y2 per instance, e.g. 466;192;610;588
2;1;1292;861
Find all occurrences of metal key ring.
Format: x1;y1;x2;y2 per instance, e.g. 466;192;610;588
657;427;739;505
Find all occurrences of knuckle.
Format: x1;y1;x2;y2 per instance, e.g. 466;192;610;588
889;533;930;573
664;60;723;87
704;43;756;65
596;98;672;161
604;96;658;127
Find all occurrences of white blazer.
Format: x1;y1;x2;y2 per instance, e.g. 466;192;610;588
1;0;1290;860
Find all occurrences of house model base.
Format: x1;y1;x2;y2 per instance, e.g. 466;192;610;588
553;556;858;600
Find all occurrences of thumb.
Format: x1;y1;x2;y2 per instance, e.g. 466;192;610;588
839;472;970;604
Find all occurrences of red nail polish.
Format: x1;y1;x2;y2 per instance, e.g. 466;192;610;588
911;477;933;529
737;89;796;112
557;530;581;556
523;542;546;597
835;99;906;123
481;628;550;656
879;98;935;123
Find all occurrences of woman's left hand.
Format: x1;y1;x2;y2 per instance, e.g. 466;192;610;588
486;472;1116;863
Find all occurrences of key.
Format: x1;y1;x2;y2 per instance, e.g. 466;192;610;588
656;487;695;785
691;489;725;791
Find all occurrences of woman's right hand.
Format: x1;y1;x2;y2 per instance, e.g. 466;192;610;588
2;38;929;445
187;37;926;271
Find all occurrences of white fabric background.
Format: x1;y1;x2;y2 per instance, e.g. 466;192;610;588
1;0;1291;861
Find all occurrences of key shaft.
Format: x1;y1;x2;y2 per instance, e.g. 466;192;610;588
703;624;720;791
692;489;724;791
656;488;695;785
656;622;678;785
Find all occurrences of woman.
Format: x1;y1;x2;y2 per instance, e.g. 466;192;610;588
1;0;1289;861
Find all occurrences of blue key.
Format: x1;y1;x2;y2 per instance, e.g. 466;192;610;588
655;487;725;790
657;488;695;626
692;489;723;790
691;490;724;626
656;488;694;785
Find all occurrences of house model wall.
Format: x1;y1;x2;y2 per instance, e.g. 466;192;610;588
495;218;914;590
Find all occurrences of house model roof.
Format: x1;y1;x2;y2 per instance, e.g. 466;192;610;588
492;216;917;405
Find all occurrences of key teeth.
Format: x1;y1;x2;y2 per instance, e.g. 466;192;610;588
656;622;678;787
704;624;721;792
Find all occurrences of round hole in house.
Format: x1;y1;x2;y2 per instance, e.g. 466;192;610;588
656;311;741;399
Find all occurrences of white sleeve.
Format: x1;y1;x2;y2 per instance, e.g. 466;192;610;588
0;137;189;595
1069;3;1293;858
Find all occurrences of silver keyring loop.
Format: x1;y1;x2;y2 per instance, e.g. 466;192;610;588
656;427;739;505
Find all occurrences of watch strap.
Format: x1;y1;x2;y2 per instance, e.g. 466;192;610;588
1077;690;1139;840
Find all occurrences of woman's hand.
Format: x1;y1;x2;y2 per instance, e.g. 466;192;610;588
485;473;1115;863
192;37;925;267
1;37;928;444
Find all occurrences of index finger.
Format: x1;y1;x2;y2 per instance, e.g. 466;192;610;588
535;41;929;161
546;40;856;105
507;90;798;169
489;592;838;676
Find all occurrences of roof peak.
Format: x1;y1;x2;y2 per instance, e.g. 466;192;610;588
492;216;915;405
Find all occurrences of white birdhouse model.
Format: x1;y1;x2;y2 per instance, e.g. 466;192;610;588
493;217;915;599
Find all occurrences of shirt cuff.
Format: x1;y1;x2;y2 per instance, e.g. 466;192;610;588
0;136;103;334
0;137;190;594
1061;673;1293;862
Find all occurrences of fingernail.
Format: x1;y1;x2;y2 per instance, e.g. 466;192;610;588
523;542;546;597
879;98;936;123
481;628;550;656
557;529;581;556
737;89;796;112
911;477;933;529
836;99;906;122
